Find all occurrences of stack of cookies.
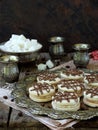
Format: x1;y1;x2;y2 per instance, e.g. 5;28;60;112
28;69;98;111
83;73;98;107
29;71;61;102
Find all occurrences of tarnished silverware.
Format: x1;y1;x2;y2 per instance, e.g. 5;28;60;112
0;55;19;83
73;43;90;68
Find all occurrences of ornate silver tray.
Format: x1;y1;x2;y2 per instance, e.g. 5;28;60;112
11;70;98;120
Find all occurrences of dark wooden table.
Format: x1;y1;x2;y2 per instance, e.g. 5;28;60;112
0;101;98;130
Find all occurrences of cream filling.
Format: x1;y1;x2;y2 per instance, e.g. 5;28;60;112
29;90;55;102
83;98;98;107
52;100;80;111
37;77;61;84
60;72;83;79
89;82;98;86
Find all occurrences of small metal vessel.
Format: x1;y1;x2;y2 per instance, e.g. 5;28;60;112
73;43;90;68
49;36;65;59
0;55;19;83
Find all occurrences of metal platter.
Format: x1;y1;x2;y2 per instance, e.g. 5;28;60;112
11;70;98;120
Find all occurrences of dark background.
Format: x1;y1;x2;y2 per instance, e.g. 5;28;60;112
0;0;98;53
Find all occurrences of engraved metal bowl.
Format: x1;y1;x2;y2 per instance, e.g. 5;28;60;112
0;42;42;63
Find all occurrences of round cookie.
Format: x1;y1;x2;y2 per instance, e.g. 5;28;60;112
37;71;61;85
29;82;56;102
52;91;80;111
83;87;98;107
84;73;98;87
57;79;85;97
60;69;84;80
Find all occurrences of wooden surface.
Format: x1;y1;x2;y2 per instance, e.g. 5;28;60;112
0;100;98;130
0;102;50;130
0;102;9;127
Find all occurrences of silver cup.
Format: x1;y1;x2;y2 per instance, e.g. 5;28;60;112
73;43;90;68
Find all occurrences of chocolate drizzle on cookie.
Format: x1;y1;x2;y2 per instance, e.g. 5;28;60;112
85;88;98;98
84;74;98;83
62;69;83;76
37;72;59;81
30;83;54;96
52;91;79;102
58;80;84;93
